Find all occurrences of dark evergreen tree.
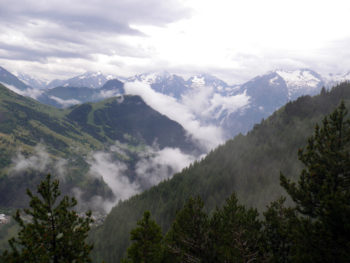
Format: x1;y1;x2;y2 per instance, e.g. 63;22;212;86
210;193;264;263
263;197;297;263
1;174;93;263
280;101;350;262
164;196;209;263
122;211;163;263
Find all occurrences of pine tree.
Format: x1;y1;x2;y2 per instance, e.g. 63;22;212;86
280;101;350;262
210;193;264;263
1;174;93;263
164;196;209;263
263;197;297;263
122;211;163;263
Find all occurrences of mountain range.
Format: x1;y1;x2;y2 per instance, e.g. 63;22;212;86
45;71;116;90
3;66;348;142
1;65;350;209
2;64;350;262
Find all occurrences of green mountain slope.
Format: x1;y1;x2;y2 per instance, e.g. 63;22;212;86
0;84;102;169
0;84;199;208
66;96;197;153
0;84;109;207
90;84;350;263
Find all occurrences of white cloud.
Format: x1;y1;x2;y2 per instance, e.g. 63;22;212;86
180;84;214;118
0;82;43;99
180;82;250;121
85;142;199;212
124;81;225;150
208;91;250;119
49;95;81;107
135;147;196;187
97;89;124;99
11;145;50;172
87;151;139;204
8;142;199;213
10;144;67;180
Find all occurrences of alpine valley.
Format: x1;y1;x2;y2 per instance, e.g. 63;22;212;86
1;66;349;207
0;70;201;211
1;65;350;262
90;81;350;263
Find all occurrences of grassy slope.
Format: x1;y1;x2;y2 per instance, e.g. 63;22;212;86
0;84;200;208
0;84;105;172
91;83;350;263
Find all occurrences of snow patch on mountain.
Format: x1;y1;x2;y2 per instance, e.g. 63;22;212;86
276;69;323;99
47;71;113;89
269;76;280;85
189;75;206;88
129;71;172;84
16;73;48;89
276;69;320;88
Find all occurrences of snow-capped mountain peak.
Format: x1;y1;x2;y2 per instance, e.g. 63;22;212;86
186;73;236;96
129;71;172;84
187;74;227;87
46;71;113;89
276;69;322;88
15;73;48;89
188;75;206;88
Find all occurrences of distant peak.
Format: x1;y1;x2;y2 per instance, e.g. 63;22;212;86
130;71;174;84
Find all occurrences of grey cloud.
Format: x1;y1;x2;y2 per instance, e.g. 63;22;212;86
0;42;91;62
0;0;191;27
0;0;191;65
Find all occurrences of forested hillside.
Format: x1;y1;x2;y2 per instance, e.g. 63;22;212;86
91;83;350;263
0;84;199;208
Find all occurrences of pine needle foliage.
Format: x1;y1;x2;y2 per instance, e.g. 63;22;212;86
1;174;93;263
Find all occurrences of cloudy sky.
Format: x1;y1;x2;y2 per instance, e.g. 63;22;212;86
1;0;350;84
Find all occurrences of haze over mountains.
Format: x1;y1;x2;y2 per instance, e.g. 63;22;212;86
0;80;201;212
1;64;350;211
1;66;350;143
2;63;350;262
90;81;350;263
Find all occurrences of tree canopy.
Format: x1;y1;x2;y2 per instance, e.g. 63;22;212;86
1;174;93;263
123;101;350;263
